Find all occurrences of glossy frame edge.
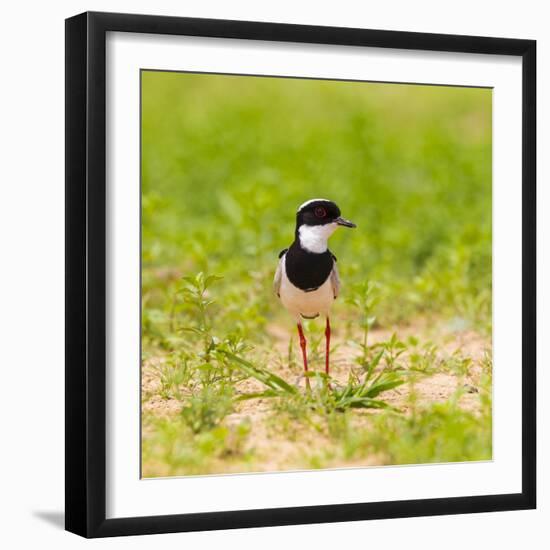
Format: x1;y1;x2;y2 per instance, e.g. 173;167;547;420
65;11;537;538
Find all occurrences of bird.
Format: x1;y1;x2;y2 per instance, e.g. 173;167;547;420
273;199;356;390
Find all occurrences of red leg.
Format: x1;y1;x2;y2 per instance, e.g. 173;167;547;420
297;323;311;390
325;317;331;378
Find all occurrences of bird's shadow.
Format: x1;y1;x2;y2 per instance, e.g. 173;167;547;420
33;510;65;530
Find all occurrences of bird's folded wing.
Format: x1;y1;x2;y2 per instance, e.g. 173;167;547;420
330;263;340;299
273;255;285;297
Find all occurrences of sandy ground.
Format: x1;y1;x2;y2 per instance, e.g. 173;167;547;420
142;320;491;475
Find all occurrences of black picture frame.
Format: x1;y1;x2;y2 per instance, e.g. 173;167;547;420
65;11;536;538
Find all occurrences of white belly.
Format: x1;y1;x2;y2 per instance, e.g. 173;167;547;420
279;261;334;319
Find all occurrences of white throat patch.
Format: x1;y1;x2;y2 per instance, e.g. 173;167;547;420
298;223;338;253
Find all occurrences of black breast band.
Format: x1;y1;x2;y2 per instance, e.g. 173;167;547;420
284;242;334;291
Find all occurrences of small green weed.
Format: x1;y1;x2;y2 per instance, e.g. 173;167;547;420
181;385;234;434
367;390;492;464
154;351;193;400
142;415;253;476
222;340;404;414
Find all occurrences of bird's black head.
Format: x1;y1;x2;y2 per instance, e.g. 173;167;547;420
296;199;356;229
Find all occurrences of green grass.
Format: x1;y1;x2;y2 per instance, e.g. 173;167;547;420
140;71;492;477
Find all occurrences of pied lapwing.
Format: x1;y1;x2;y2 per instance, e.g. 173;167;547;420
274;199;356;389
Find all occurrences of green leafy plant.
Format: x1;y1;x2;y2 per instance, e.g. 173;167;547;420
180;385;234;434
220;347;404;413
346;280;379;369
374;332;408;371
155;352;193;400
179;272;223;357
366;390;492;464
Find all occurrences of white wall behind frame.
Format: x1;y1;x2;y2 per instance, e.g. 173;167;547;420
0;1;545;550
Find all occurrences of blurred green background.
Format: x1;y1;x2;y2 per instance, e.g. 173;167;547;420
141;71;492;351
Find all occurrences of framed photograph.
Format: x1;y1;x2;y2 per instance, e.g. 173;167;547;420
65;11;536;538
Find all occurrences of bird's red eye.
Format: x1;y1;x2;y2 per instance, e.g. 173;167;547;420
314;207;327;218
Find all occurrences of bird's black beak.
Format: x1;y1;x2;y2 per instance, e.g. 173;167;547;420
335;216;356;228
